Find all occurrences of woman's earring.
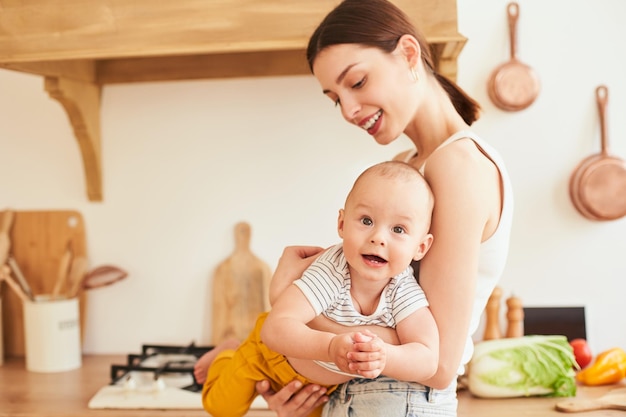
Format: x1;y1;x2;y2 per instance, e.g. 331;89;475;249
411;67;419;83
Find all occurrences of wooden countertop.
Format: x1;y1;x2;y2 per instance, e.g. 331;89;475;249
0;355;624;417
0;355;273;417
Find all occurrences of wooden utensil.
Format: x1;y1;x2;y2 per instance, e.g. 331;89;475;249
211;222;272;345
555;388;626;412
0;265;29;303
51;245;73;298
487;2;540;111
69;264;127;298
0;210;14;265
66;256;89;299
569;85;626;221
6;255;35;301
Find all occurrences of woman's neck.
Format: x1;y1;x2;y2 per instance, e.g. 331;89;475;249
404;79;470;161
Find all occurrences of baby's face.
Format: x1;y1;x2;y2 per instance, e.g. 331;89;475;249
339;174;430;283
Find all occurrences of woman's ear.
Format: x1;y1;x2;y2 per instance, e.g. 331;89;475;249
337;209;345;238
413;233;433;261
396;34;422;69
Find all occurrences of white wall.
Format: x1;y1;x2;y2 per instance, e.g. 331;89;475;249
1;0;625;355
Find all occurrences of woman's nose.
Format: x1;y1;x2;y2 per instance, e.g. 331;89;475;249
340;97;360;122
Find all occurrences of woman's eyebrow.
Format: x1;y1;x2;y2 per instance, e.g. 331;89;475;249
322;63;357;94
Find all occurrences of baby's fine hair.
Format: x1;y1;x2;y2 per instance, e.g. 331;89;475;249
348;161;434;220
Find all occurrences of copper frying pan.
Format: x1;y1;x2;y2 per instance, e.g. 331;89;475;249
487;2;540;111
569;85;626;221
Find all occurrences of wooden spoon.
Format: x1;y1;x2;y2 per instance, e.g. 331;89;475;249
69;263;127;298
51;246;73;298
67;256;89;299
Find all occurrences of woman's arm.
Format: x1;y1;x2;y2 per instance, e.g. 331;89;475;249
417;139;502;389
269;246;324;305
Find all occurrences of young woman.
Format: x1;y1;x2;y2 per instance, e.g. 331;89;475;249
255;0;514;416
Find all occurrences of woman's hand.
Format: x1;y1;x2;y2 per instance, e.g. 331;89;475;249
255;380;328;417
269;245;324;304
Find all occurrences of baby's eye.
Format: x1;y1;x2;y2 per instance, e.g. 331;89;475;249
361;217;373;226
392;226;406;234
334;98;341;107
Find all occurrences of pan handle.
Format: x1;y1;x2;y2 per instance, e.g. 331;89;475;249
507;2;520;60
596;85;609;156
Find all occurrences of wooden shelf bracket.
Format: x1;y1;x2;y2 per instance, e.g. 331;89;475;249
44;75;103;202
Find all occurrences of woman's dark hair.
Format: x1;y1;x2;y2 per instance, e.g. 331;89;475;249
306;0;480;125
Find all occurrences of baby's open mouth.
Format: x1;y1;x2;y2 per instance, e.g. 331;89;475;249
363;254;387;264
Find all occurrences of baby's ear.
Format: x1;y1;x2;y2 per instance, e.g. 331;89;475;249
413;233;434;261
337;209;345;238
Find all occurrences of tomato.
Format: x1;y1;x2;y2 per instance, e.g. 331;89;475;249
570;338;593;369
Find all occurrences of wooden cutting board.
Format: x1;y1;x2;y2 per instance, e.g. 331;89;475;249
211;222;271;345
556;388;626;412
0;210;88;357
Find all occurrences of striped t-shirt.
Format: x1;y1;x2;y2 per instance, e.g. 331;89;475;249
294;243;428;326
293;243;428;376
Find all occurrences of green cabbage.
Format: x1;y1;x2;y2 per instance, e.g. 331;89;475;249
468;335;578;398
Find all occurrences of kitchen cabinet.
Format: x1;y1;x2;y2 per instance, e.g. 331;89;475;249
0;0;466;201
1;355;625;417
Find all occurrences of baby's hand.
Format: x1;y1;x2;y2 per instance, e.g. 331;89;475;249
328;333;359;374
347;330;387;378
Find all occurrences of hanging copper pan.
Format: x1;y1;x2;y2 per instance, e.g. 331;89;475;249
569;85;626;221
487;2;540;111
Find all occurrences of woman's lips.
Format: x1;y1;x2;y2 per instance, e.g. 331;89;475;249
360;110;383;133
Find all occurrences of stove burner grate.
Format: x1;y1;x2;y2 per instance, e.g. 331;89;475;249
110;342;214;393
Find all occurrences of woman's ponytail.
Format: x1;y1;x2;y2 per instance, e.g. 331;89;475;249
434;73;481;126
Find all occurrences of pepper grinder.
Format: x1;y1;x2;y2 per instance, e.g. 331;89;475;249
483;286;502;340
505;295;524;338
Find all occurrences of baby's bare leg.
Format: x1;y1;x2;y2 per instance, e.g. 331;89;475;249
193;338;241;384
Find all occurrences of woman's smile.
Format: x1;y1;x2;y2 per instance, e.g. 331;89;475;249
360;110;383;134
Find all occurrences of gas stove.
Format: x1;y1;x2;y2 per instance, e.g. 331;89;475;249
88;343;268;410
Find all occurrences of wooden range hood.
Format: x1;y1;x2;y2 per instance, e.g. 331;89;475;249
0;0;466;201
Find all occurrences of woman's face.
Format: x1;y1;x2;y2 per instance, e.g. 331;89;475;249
312;43;417;146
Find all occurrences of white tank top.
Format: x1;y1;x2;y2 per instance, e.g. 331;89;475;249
403;130;514;375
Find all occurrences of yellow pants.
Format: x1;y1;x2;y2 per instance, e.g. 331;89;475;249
202;312;334;417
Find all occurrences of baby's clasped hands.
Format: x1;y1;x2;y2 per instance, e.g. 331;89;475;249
346;330;387;379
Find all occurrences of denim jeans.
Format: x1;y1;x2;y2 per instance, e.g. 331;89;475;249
322;376;458;417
